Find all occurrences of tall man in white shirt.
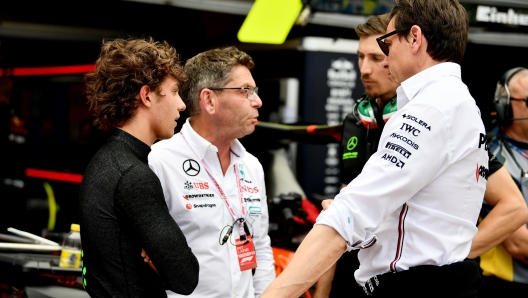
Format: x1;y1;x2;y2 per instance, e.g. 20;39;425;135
313;13;528;298
261;0;489;297
148;46;275;298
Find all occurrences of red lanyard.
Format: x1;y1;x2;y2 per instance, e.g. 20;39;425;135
180;132;246;222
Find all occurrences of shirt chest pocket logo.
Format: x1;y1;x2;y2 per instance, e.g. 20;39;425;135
182;194;218;211
244;197;262;215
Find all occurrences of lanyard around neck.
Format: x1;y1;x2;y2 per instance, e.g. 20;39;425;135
180;132;246;221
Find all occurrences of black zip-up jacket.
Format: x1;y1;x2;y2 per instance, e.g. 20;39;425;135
79;129;199;297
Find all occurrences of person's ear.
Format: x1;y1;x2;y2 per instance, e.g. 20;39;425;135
200;88;217;114
409;25;423;54
138;85;152;108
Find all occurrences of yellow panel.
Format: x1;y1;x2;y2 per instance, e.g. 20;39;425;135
238;0;303;44
480;244;514;282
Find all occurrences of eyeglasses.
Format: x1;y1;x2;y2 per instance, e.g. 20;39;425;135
376;30;398;56
208;86;259;100
219;218;253;246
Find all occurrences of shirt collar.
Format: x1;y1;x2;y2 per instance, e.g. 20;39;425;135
180;117;246;160
499;130;528;150
112;128;151;164
397;62;461;110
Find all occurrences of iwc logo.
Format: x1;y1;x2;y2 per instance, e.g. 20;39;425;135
182;159;200;176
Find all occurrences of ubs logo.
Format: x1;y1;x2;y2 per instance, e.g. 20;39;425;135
182;159;200;176
184;181;209;190
184;181;193;190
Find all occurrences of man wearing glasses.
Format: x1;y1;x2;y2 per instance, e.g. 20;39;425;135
480;67;528;297
313;12;528;298
148;46;275;298
261;0;488;297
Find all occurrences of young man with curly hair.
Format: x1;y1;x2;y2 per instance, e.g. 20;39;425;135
79;37;199;297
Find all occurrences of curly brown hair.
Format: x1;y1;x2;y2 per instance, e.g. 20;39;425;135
179;46;254;116
85;37;185;132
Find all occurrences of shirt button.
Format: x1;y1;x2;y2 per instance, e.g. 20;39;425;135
233;270;237;275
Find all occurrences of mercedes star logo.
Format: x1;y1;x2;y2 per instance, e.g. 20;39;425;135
183;159;200;176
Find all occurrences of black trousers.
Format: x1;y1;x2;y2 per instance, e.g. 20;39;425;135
330;250;364;298
478;275;528;298
357;259;482;297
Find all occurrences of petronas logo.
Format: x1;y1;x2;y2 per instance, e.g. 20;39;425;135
239;164;245;179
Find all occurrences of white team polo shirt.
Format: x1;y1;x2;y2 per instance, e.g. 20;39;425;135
317;62;489;286
148;119;275;298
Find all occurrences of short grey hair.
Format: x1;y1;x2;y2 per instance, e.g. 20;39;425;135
179;46;255;116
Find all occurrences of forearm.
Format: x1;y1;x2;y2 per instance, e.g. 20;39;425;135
503;225;528;264
313;263;336;298
469;202;527;258
261;225;346;298
469;167;528;258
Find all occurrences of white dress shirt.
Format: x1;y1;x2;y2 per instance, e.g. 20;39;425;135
148;119;275;298
317;62;489;286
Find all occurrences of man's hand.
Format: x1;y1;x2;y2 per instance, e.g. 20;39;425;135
503;225;528;265
141;248;159;275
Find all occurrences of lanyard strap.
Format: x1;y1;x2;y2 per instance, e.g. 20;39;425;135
500;138;527;177
180;132;246;221
506;140;528;159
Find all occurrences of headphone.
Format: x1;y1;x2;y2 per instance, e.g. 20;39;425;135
491;67;528;126
357;96;397;129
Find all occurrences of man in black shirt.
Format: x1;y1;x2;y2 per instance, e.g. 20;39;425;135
79;37;199;297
